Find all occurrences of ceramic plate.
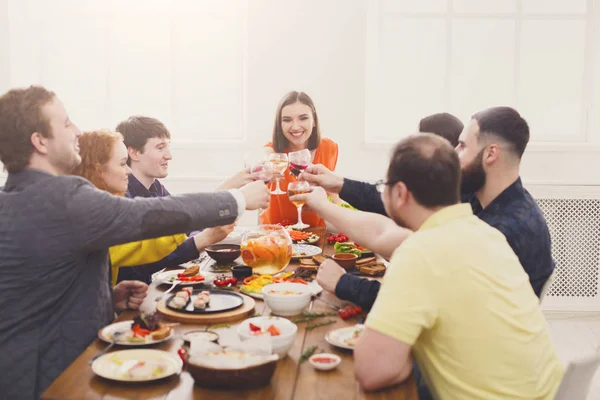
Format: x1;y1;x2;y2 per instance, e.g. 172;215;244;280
325;324;366;350
165;289;244;314
91;349;182;382
291;244;322;259
98;320;175;346
153;269;215;286
241;280;323;300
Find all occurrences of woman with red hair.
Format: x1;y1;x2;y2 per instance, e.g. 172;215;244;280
73;130;232;285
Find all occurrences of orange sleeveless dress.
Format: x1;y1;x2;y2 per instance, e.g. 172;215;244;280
259;138;339;227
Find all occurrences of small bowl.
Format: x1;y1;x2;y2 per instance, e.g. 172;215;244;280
232;265;253;281
237;316;298;358
261;283;313;316
182;330;219;344
309;353;341;371
332;253;358;269
205;244;241;264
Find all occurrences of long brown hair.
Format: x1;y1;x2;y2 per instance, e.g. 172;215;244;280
72;130;125;196
272;91;321;153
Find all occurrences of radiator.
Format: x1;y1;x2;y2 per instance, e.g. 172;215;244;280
536;194;600;311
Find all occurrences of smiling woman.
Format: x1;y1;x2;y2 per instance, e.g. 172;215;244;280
72;130;187;286
261;91;339;227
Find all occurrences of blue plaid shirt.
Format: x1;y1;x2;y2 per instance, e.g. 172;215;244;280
464;177;555;297
116;174;199;284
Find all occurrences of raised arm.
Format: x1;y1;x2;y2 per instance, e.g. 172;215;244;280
63;177;269;253
289;187;411;259
301;165;387;215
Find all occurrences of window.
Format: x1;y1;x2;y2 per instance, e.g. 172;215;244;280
366;0;598;144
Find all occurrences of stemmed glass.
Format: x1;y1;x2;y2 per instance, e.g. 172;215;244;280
250;161;274;184
288;149;311;178
268;153;288;194
287;180;311;229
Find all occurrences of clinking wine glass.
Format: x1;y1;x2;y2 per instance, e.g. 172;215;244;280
250;161;274;184
288;149;311;178
287;180;311;230
268;153;288;194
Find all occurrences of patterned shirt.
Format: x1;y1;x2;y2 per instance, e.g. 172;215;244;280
464;177;555;296
117;174;199;284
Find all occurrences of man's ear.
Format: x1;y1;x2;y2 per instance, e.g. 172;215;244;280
483;144;500;165
391;181;409;208
30;132;50;155
128;147;140;162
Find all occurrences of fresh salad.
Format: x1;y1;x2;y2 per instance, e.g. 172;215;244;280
333;242;370;257
240;272;307;295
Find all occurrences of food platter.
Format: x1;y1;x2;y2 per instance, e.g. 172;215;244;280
98;320;174;346
91;349;182;382
165;289;245;314
291;244;322;259
325;324;366;350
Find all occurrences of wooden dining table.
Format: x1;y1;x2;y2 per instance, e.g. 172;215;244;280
42;226;418;400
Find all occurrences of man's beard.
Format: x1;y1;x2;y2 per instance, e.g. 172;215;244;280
461;150;486;195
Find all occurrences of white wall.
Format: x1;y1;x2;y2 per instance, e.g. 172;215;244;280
0;0;599;194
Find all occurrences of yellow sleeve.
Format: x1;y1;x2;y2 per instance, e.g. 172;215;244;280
109;234;188;286
365;240;439;345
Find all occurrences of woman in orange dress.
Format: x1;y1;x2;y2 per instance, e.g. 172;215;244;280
260;91;339;227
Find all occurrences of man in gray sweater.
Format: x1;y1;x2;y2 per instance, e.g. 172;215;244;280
0;85;270;399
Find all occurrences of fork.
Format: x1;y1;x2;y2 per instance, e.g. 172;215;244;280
155;281;178;302
90;331;125;364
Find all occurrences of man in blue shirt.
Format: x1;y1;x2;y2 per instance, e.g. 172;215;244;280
115;116;252;283
302;107;554;307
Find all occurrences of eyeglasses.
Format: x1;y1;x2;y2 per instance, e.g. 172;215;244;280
375;179;388;193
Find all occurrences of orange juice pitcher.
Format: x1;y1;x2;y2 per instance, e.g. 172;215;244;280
240;225;293;275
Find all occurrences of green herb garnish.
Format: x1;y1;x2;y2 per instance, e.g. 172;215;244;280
299;345;318;363
306;320;337;331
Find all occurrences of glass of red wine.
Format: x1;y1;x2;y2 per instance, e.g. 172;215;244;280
288;149;311;178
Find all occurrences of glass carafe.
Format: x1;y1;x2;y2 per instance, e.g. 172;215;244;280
240;225;293;275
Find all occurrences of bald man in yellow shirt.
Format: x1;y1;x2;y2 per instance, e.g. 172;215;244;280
293;133;563;399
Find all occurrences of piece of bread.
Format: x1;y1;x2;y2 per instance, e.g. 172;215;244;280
359;264;386;276
300;258;317;266
150;326;172;340
356;257;377;266
312;255;327;265
183;265;199;276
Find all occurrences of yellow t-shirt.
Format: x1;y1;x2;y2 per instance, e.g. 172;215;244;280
366;204;564;400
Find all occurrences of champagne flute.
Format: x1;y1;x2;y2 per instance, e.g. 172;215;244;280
268;153;288;194
287;180;311;229
288;149;311;178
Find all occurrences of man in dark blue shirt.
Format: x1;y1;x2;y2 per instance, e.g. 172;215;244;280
115;116;237;283
302;107;554;308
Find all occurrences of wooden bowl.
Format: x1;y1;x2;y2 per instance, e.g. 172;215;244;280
331;253;358;269
205;244;241;264
185;352;278;389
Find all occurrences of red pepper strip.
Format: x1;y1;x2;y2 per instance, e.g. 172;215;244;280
249;323;261;332
243;276;258;285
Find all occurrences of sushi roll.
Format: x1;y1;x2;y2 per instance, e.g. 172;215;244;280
168;295;188;309
193;291;211;309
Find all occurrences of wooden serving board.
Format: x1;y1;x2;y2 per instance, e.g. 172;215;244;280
156;293;256;324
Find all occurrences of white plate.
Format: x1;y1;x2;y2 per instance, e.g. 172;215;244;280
325;324;365;350
98;321;175;346
291;244;322;259
241;280;323;300
91;349;182;382
153;270;215;286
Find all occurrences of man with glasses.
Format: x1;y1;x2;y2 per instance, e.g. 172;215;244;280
291;133;563;398
302;107;554;308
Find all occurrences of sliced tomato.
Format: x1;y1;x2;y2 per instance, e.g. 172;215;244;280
249;323;261;332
